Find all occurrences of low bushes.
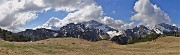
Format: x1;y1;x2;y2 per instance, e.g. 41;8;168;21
128;33;160;44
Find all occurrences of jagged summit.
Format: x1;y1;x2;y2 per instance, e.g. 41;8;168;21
59;22;110;41
124;25;152;38
153;23;179;34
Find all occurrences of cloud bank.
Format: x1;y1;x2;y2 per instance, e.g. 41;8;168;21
131;0;171;27
37;17;62;29
0;0;172;32
0;0;101;32
0;0;37;32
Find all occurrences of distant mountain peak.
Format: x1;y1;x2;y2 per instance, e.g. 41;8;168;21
82;20;117;32
0;20;179;45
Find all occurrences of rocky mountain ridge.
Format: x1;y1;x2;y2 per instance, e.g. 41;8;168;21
0;20;179;44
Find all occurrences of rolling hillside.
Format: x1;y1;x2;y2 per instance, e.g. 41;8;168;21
0;36;179;55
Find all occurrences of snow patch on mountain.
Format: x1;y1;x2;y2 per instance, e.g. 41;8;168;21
83;20;117;32
153;28;163;34
107;31;123;38
96;25;109;32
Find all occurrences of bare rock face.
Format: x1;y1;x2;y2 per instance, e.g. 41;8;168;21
58;20;113;41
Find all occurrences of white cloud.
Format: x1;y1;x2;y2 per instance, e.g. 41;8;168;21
120;22;135;30
0;0;130;32
101;16;126;30
131;0;171;27
0;0;37;32
41;0;95;12
0;0;101;32
1;0;171;33
101;18;134;30
33;0;43;7
37;17;61;29
58;3;103;27
101;16;114;25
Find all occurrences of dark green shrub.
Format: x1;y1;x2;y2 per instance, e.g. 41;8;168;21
128;33;160;44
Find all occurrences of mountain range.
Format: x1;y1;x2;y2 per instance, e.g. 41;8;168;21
0;20;179;44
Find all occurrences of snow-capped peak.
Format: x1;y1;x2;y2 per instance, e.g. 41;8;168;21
83;20;117;32
153;23;178;34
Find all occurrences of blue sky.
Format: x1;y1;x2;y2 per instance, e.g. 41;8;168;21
24;9;68;29
97;0;180;26
23;0;180;29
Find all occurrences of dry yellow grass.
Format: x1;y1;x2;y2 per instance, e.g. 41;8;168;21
0;36;179;55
